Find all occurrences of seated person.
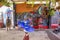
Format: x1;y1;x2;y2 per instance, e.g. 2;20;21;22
38;17;43;25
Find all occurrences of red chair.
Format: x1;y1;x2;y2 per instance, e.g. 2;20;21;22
38;25;48;29
51;24;58;29
43;26;48;29
38;25;43;28
0;22;3;28
33;26;39;29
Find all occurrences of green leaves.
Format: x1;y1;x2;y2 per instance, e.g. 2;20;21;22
49;9;55;16
0;0;10;6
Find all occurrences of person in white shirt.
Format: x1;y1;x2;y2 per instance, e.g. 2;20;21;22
0;2;12;28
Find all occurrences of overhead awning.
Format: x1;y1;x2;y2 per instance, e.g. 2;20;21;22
16;3;41;13
12;0;60;2
56;0;60;2
15;1;49;4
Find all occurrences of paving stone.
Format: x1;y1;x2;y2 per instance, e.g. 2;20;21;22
0;29;50;40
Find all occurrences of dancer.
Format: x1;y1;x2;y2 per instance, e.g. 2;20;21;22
18;16;34;40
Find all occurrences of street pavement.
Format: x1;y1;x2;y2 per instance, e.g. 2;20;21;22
0;28;50;40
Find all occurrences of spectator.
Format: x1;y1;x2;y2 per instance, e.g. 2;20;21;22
6;17;11;31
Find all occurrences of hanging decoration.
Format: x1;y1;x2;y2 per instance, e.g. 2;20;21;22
31;0;35;8
52;0;56;7
46;0;49;6
38;7;42;15
40;0;42;4
49;0;56;16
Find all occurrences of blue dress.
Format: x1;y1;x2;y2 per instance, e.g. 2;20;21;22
18;20;34;32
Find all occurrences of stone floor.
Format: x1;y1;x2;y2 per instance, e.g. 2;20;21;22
0;28;50;40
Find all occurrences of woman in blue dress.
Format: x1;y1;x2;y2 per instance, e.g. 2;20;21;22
18;16;34;40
